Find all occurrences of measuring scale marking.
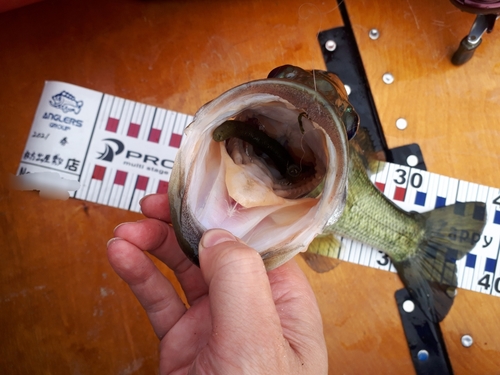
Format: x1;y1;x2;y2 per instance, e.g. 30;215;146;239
364;161;500;297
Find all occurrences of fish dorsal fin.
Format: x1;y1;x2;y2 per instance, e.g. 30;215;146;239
349;127;386;175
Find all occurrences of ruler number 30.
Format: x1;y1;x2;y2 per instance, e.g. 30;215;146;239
393;169;423;188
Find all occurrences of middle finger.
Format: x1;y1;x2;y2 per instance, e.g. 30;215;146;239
114;219;208;305
107;237;186;339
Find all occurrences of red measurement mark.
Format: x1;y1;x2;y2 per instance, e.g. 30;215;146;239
92;165;106;181
169;133;182;148
148;128;161;143
136;176;149;191
393;186;406;201
375;182;385;192
114;170;127;186
127;123;140;138
157;180;168;194
106;117;119;132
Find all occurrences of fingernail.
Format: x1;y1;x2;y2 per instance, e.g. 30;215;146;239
106;237;120;248
139;195;148;206
200;229;236;250
113;222;132;234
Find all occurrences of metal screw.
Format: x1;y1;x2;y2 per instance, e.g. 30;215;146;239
396;118;407;130
325;40;337;52
369;28;380;40
402;300;415;313
382;72;394;84
468;35;481;45
406;155;418;167
461;335;473;348
344;84;351;95
417;350;429;361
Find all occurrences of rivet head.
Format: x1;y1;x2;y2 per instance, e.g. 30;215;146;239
369;28;380;40
325;40;337;51
402;300;415;313
417;350;429;361
382;73;394;84
461;335;473;348
396;118;407;130
406;155;418;167
344;84;351;96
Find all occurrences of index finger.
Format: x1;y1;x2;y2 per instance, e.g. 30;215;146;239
135;193;208;305
140;193;171;222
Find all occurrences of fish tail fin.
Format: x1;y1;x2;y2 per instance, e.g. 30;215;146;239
394;201;487;322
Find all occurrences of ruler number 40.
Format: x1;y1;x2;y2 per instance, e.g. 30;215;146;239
493;194;500;206
478;274;500;293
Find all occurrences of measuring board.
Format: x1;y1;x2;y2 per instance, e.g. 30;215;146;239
17;81;192;210
17;81;500;299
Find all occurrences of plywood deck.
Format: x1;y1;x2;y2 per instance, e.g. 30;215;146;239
1;0;499;373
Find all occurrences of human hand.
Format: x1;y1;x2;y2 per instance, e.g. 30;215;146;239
107;193;328;374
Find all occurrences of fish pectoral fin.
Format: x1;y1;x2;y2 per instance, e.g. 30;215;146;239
301;234;342;273
300;252;341;273
307;233;341;257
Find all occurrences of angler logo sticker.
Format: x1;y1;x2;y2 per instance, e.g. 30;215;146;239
97;138;125;162
49;91;84;114
96;137;173;176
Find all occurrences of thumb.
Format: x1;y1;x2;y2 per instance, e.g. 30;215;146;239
198;229;281;339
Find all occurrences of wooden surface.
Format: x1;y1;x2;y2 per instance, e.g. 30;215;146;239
0;0;499;374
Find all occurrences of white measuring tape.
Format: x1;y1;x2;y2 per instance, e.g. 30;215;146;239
18;81;191;211
18;81;500;298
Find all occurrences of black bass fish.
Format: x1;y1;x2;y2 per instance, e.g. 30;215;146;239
169;65;357;271
169;65;486;322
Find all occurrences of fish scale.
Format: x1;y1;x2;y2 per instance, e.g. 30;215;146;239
327;147;426;263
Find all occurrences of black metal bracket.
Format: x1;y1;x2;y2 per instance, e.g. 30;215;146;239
317;2;456;373
318;1;426;171
387;143;427;171
396;288;454;375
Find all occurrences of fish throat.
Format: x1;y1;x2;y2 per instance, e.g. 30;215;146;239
212;110;327;200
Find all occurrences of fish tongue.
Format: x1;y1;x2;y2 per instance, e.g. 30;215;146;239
221;144;287;208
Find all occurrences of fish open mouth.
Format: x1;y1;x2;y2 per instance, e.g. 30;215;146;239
173;78;349;268
215;104;328;200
